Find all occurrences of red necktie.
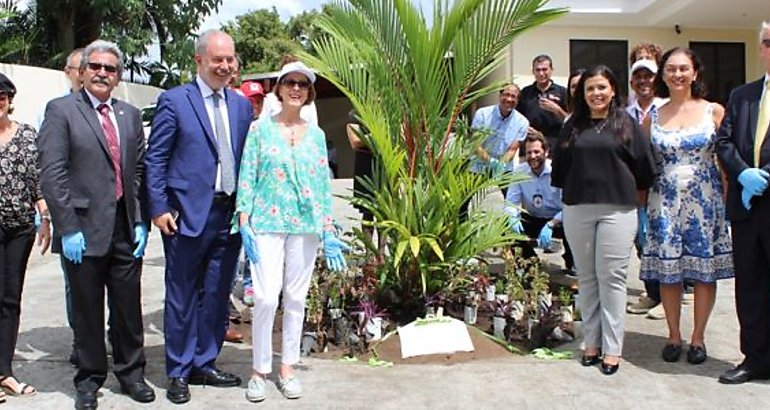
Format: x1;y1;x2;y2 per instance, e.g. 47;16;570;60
97;104;123;199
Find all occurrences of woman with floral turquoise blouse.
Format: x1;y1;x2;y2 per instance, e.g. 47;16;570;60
234;62;348;402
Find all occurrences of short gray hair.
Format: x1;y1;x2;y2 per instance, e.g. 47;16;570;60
65;47;84;69
81;40;124;75
195;30;233;56
762;21;770;41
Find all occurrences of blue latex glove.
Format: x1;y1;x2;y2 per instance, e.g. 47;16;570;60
239;224;260;265
636;207;648;249
537;223;553;248
132;223;148;258
742;187;754;210
323;231;350;272
738;168;770;196
509;219;524;235
62;231;86;264
488;157;507;176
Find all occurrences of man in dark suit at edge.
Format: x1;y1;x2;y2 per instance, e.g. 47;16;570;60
144;29;252;404
39;39;154;409
716;20;770;385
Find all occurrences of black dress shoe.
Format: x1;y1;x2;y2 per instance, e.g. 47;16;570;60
719;363;770;385
121;380;156;403
188;367;242;387
75;390;98;410
600;361;620;375
686;345;707;365
580;352;602;367
69;349;80;368
166;377;190;404
662;343;683;362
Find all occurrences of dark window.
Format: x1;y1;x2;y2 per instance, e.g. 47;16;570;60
570;39;629;96
689;42;745;105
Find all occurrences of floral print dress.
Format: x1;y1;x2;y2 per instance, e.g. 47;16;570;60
234;117;333;236
640;103;734;283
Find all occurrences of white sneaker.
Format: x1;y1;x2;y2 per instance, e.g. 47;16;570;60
278;375;302;399
627;296;658;314
646;303;666;320
245;376;267;402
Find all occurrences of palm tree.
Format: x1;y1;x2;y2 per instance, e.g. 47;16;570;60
302;0;566;320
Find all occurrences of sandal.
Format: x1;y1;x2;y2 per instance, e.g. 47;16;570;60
0;376;37;397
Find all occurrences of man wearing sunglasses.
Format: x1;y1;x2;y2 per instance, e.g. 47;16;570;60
38;40;154;409
144;29;253;404
716;21;770;385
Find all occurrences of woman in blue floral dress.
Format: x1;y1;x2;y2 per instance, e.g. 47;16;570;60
639;48;734;365
234;62;348;402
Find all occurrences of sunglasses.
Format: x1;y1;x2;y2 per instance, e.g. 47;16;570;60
87;62;118;74
280;79;311;89
762;39;770;48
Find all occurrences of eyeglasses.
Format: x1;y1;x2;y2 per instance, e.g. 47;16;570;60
87;62;118;74
762;39;770;48
280;79;311;89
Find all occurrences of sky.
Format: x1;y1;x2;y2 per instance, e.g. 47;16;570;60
200;0;330;30
199;0;436;31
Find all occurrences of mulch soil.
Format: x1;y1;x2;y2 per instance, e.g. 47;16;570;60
229;308;517;366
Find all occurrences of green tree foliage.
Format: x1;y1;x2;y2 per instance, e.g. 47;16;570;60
302;0;566;319
286;8;330;55
223;8;299;74
1;0;220;87
224;7;327;74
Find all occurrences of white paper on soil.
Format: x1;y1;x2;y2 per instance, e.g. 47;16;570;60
398;317;474;358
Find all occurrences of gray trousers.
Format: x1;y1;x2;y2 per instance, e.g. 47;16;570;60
564;204;636;356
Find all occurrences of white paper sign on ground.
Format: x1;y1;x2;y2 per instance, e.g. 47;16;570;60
398;317;474;358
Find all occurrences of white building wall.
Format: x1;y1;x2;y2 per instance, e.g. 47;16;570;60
0;63;162;129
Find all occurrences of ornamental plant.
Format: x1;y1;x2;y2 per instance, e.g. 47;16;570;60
302;0;566;320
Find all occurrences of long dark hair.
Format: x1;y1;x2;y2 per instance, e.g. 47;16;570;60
569;65;633;144
567;68;585;113
653;47;708;98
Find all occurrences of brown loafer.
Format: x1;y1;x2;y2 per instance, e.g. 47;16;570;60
225;327;243;343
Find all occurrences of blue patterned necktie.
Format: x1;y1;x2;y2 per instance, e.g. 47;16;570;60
211;93;235;194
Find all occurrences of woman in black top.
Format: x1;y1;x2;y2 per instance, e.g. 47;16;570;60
552;65;656;375
0;73;51;399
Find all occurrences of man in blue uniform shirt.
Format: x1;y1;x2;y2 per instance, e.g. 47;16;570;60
505;132;574;272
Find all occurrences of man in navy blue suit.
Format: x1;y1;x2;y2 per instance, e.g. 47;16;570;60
144;30;252;403
716;21;770;385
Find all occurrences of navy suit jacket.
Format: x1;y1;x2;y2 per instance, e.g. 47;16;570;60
145;81;253;236
716;77;770;222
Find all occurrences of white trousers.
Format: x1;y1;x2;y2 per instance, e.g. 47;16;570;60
563;204;636;356
250;233;320;374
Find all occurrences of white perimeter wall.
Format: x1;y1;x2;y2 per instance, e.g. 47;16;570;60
0;63;162;129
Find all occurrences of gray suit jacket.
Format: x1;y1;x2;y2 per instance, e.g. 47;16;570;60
38;89;147;256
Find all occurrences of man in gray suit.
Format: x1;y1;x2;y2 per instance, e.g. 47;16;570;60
39;40;154;409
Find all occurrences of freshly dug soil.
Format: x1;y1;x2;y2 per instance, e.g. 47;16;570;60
230;308;517;365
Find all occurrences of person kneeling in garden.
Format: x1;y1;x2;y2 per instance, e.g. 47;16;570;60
234;61;349;402
505;131;574;274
